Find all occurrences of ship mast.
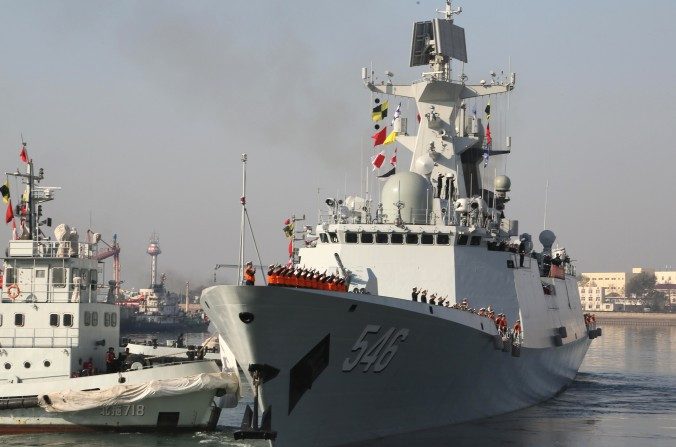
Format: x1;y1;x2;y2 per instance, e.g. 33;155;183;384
237;153;248;286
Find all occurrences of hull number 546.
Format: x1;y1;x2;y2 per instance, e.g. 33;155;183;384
342;325;409;373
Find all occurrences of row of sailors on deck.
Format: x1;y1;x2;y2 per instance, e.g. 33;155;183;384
411;291;522;337
267;264;349;292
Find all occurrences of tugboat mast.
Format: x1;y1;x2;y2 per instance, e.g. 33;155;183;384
238;153;248;285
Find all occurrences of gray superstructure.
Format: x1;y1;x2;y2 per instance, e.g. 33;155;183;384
201;2;596;445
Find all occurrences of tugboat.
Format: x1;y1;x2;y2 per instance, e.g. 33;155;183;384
201;2;597;446
0;148;238;431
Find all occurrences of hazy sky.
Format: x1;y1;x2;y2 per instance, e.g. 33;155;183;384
1;0;675;290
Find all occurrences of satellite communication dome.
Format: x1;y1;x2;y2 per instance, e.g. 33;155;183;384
381;172;432;224
539;230;556;252
494;175;511;192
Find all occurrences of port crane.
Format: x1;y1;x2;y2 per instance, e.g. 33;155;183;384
93;234;121;296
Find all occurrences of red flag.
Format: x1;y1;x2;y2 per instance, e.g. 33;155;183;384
390;147;397;166
5;200;14;224
486;123;492;146
371;128;387;147
371;151;385;171
19;143;28;164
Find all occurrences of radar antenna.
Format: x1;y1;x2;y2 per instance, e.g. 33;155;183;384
437;1;462;22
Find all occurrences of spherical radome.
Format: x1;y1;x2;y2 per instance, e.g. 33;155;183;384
381;172;433;224
494;175;511;191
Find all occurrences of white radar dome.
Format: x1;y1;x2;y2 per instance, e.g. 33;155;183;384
381;172;432;224
494;175;511;192
415;155;434;175
539;229;556;252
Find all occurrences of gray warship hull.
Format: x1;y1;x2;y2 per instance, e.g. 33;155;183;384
202;285;591;447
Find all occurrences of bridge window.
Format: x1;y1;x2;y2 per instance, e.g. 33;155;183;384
406;234;419;244
360;233;373;243
375;233;388;244
437;234;450;245
470;236;482;246
92;312;98;327
111;313;117;327
319;233;328;243
329;232;338;243
104;312;111;327
345;232;357;243
457;235;469;245
80;270;89;289
84;311;91;326
36;270;46;278
52;267;66;288
63;314;73;327
0;314;2;326
14;313;24;327
391;233;403;244
49;313;59;327
90;269;98;291
421;234;434;245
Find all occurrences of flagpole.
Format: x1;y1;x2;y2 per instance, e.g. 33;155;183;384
238;153;247;286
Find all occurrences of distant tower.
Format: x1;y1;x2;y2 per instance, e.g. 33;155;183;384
147;233;162;287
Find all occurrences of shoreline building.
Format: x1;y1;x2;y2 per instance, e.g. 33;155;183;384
579;267;676;310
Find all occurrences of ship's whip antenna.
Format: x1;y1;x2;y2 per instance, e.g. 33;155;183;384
238;153;247;285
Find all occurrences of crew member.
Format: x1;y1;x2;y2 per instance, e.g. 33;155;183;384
411;287;419;302
244;261;256;285
513;320;522;337
105;347;116;373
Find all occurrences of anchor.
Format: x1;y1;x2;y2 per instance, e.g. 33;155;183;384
234;364;279;440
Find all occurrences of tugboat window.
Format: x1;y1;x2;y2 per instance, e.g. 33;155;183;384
80;269;88;289
345;232;358;243
104;312;111;327
52;267;66;288
3;363;10;370
91;312;98;326
437;234;450;245
63;314;73;327
421;234;434;245
391;233;403;244
14;313;24;327
5;268;15;284
36;270;46;278
360;233;374;243
329;232;338;243
111;313;117;327
319;233;328;243
49;313;59;327
84;311;91;326
457;235;469;245
470;236;482;246
0;314;3;327
376;233;388;244
406;234;419;244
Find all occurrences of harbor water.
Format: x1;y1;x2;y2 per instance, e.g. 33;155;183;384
5;325;674;447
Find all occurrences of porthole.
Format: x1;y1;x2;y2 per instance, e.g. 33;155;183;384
239;312;254;324
24;361;31;369
4;363;11;370
44;360;51;367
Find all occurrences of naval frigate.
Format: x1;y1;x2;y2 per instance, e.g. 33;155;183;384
201;2;598;445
